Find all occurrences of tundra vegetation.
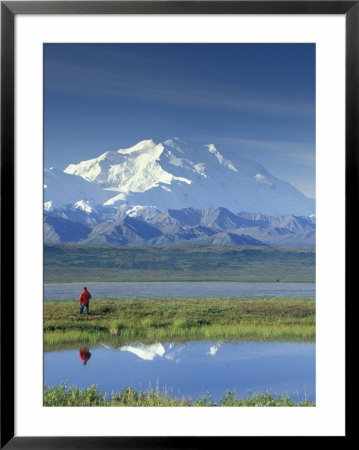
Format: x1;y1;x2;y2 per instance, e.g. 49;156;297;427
44;296;315;350
43;384;315;407
44;244;315;283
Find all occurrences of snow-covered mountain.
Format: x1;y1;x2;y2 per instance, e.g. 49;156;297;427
44;138;315;246
44;167;111;212
53;137;314;216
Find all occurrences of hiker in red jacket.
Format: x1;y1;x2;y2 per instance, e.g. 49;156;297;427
79;348;91;365
79;286;92;315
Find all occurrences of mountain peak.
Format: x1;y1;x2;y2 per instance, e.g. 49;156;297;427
117;139;157;154
49;138;315;216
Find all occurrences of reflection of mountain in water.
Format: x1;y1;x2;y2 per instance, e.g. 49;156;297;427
120;343;166;361
119;342;222;362
207;344;222;356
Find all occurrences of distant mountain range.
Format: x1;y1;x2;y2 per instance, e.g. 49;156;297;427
44;205;315;247
44;138;315;247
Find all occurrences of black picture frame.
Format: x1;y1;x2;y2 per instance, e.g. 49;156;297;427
1;1;354;447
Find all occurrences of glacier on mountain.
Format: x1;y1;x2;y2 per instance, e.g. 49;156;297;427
47;137;315;217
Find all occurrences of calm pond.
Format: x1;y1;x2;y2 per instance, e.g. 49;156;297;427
44;341;315;402
44;282;315;299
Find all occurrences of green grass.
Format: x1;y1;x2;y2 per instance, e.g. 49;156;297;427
44;244;315;283
43;384;315;407
44;296;315;349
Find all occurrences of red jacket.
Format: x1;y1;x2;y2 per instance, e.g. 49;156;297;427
79;289;91;304
79;348;91;364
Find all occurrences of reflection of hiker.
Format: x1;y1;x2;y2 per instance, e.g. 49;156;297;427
79;348;91;365
79;286;92;315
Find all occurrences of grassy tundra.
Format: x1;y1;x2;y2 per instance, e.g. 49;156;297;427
44;244;315;283
44;296;315;349
43;384;315;407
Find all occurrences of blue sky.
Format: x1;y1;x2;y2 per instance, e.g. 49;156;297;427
44;43;315;198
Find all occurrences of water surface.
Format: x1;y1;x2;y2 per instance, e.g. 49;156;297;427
44;341;315;402
44;282;315;299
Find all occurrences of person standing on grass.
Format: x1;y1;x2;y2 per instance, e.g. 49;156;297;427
79;286;92;315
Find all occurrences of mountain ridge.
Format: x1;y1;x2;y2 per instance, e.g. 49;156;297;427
44;138;315;246
44;206;315;247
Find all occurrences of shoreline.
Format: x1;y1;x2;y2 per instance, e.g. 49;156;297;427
44;297;316;348
43;384;315;407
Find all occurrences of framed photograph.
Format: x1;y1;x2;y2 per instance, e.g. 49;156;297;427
1;1;353;446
